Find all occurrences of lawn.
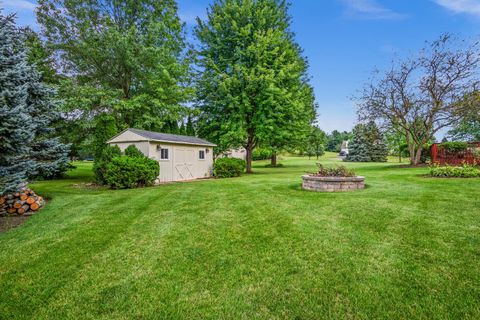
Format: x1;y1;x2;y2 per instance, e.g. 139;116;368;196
1;154;479;319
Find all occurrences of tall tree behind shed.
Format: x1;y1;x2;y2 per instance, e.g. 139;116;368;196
195;0;315;173
36;0;192;146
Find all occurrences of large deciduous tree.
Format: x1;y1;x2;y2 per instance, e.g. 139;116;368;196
36;0;192;152
357;35;480;165
195;0;316;173
0;13;69;194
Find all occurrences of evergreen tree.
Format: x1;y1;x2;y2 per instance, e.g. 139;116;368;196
0;13;69;194
345;122;388;162
186;114;195;136
195;0;315;173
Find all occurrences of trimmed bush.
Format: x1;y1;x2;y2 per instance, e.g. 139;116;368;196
93;145;122;184
125;145;145;158
105;156;159;189
252;148;273;160
428;164;480;178
214;158;246;178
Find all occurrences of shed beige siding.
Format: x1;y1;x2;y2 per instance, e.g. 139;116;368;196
107;129;214;183
147;142;214;183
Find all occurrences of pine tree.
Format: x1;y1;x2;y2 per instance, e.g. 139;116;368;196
0;13;69;194
345;122;388;162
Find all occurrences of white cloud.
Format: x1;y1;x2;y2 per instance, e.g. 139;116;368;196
2;0;37;11
434;0;480;17
341;0;407;20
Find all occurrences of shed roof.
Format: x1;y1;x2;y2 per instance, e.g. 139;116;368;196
108;128;217;147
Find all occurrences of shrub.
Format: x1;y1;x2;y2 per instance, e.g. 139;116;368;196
214;158;246;178
105;156;159;189
313;163;356;177
428;164;480;178
93;145;122;184
252;148;273;160
124;145;145;158
439;142;468;153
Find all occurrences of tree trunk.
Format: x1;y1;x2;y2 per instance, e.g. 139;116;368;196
409;144;423;165
414;145;423;165
271;153;277;166
246;145;253;173
245;129;255;174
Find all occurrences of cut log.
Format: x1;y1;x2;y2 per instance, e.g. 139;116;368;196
20;194;28;201
17;205;29;215
7;207;16;214
14;201;24;209
30;202;40;211
0;197;5;205
26;197;36;205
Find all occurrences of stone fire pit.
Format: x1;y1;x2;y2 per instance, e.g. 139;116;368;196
302;175;365;192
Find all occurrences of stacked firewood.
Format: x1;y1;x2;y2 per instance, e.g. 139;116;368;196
0;188;45;216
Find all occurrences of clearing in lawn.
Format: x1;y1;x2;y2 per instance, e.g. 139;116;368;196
0;154;479;319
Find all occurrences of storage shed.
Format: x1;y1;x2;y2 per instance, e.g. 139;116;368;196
107;128;216;183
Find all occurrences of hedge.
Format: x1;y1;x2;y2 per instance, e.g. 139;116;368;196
105;156;159;189
214;158;246;178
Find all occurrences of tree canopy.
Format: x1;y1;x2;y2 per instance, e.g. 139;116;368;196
36;0;192;157
357;35;480;165
195;0;316;172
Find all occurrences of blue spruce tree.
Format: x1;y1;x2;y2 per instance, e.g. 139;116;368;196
345;122;388;162
0;13;69;195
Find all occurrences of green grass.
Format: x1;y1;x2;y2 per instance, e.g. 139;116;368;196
1;154;479;319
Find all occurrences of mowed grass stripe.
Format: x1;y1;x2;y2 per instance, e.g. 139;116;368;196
0;155;479;319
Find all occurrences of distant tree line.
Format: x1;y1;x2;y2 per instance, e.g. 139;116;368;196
2;0;479;195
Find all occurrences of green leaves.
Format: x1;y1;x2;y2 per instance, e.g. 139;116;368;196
37;0;192;155
195;0;315;169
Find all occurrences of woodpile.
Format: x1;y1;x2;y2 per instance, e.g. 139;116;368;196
0;188;45;216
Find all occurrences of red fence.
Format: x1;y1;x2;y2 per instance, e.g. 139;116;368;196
431;142;480;165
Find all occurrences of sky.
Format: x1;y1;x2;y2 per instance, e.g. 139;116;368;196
3;0;480;134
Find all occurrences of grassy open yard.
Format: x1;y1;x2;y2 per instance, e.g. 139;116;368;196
0;154;479;319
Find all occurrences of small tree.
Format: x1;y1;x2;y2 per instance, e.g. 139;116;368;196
306;126;326;160
345;122;388;162
357;35;480;165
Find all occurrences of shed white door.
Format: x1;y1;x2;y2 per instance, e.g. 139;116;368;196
173;147;195;181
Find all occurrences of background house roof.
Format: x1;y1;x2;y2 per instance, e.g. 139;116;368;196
111;128;217;147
